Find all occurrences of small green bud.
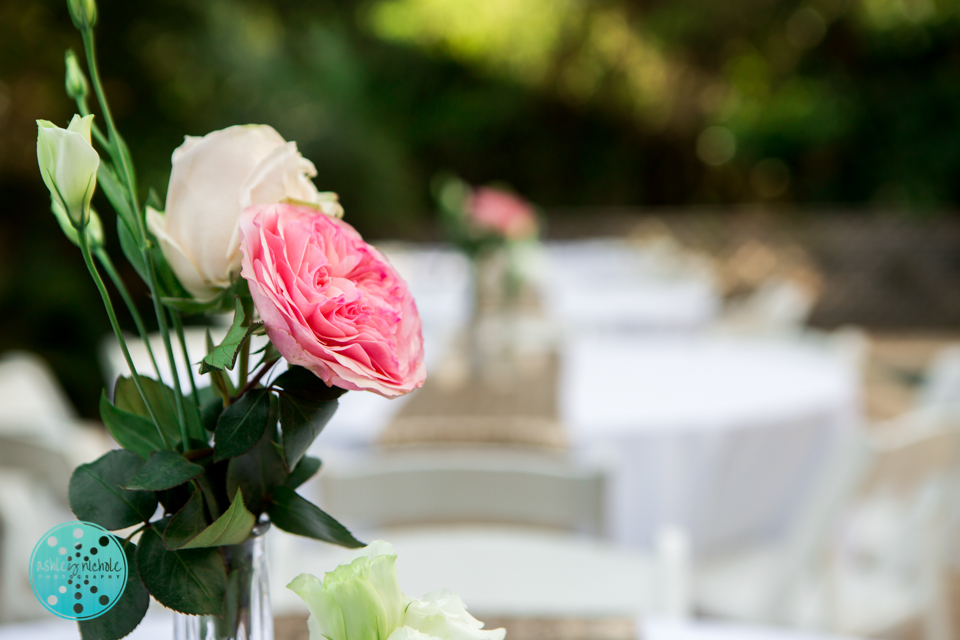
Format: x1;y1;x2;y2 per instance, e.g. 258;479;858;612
64;49;89;101
67;0;97;30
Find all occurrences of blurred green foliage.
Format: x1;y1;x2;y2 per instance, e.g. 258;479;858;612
0;0;959;415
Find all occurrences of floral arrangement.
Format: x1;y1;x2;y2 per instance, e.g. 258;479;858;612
288;542;505;640
434;175;540;258
36;1;424;638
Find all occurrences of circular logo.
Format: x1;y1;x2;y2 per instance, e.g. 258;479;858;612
29;522;128;620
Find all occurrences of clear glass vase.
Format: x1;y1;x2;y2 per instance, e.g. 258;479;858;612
172;521;273;640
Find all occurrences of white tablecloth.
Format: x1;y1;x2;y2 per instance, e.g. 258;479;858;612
562;335;860;554
543;240;719;334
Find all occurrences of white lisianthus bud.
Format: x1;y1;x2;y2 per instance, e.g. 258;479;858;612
36;114;99;228
67;0;97;30
147;124;328;301
288;541;404;640
51;198;104;248
64;49;89;101
399;590;506;640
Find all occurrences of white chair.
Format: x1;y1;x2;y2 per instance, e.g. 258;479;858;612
270;446;675;620
695;412;960;640
916;346;960;415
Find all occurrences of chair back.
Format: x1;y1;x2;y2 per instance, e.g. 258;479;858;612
916;346;960;415
318;447;607;535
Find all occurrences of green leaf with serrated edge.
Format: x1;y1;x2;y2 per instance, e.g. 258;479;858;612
200;298;258;374
100;391;163;460
181;489;255;549
158;483;192;516
69;450;158;530
272;365;347;402
284;456;322;490
163;489;206;550
278;391;338;469
214;389;271;462
78;539;148;640
266;486;363;548
113;376;181;449
227;418;284;515
126;450;203;491
137;524;226;615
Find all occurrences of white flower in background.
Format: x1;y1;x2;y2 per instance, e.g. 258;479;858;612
397;589;506;640
36;114;99;228
147;124;339;301
288;541;404;640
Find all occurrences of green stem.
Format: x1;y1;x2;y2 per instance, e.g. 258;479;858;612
82;26;190;451
95;247;161;379
78;230;169;448
171;311;202;423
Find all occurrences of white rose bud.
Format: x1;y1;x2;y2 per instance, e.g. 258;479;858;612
147;124;326;301
36;114;99;228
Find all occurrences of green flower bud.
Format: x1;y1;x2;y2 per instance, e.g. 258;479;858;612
64;49;89;101
288;541;404;640
51;198;105;248
67;0;97;30
37;114;100;227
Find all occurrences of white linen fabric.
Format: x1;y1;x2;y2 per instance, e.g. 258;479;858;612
562;335;861;554
543;240;719;334
643;619;862;640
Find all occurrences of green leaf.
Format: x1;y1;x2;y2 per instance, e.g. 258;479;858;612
285;456;322;490
69;450;158;530
126;450;204;491
163;489;206;550
145;187;163;211
117;218;147;284
278;391;338;469
182;489;255;549
200;298;260;374
137;524;227;615
78;540;149;640
214;389;272;462
199;388;224;432
266;486;363;548
100;391;163;460
273;365;347;402
114;376;182;449
97;164;136;238
227;419;285;515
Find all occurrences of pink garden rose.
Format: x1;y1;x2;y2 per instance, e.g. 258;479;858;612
468;187;538;240
239;203;426;397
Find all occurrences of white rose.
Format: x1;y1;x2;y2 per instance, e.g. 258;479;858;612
36;114;99;227
396;589;506;640
147;124;339;301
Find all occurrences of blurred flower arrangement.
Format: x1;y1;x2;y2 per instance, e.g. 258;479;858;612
289;542;505;640
35;1;424;638
433;175;552;386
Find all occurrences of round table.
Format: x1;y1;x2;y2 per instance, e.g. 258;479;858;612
561;335;861;554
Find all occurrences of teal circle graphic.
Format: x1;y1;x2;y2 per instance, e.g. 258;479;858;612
29;522;127;620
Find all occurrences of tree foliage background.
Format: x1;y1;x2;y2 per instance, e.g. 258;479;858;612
1;0;959;415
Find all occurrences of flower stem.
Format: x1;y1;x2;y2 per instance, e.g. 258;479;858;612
171;310;202;426
95;247;161;379
82;26;190;451
78;229;169;448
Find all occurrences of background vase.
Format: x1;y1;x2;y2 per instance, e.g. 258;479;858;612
172;521;273;640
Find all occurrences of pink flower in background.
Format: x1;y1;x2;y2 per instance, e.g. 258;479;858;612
468;187;538;240
239;203;426;397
